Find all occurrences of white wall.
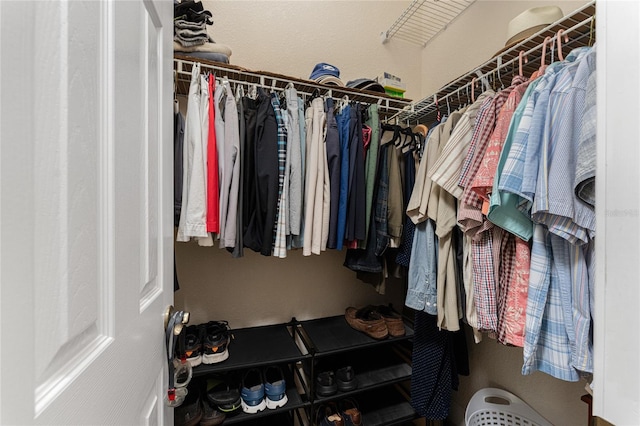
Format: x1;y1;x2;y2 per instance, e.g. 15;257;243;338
175;1;594;425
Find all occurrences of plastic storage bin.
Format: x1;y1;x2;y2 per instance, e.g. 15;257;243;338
465;388;553;426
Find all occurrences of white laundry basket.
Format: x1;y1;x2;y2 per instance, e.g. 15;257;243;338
465;388;553;426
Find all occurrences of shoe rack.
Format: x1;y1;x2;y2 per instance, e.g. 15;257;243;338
188;313;416;425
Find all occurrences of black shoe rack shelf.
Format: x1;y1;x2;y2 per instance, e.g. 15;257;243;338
189;314;416;426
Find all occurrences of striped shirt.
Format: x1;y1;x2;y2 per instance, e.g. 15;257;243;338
270;93;288;256
428;91;495;199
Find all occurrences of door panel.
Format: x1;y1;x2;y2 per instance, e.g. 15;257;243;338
0;0;173;424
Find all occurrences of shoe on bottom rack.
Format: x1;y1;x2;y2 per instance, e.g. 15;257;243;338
264;365;288;409
200;397;226;426
206;375;241;414
175;383;203;426
240;368;267;414
336;366;358;392
202;321;231;364
339;398;362;426
316;403;344;426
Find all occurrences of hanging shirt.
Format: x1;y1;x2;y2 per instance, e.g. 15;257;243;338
206;77;220;234
174;104;185;227
253;88;280;255
177;63;208;241
271;93;288;257
521;47;592;381
405;123;440;314
361;104;381;249
214;82;226;242
427;109;466;331
241;95;260;252
302;97;328;256
469;77;531;347
219;81;241;249
457;77;522;333
346;104;366;243
197;75;214;247
232;93;245;258
428;91;495;199
285;88;302;241
291;96;307;249
325;98;341;249
335;105;351;249
487;79;542;242
575;61;597;207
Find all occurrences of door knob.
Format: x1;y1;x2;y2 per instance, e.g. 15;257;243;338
164;306;192;407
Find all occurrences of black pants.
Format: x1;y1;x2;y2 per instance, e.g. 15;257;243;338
247;89;279;256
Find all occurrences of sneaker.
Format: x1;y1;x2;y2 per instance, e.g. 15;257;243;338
264;365;288;409
336;366;358;392
175;383;203;426
374;305;406;337
345;306;388;340
339;399;362;426
316;370;338;397
202;321;230;364
206;375;241;414
183;325;204;367
200;397;226;426
240;368;267;414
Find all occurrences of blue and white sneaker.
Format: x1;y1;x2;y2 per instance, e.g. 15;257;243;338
240;368;266;414
264;365;288;410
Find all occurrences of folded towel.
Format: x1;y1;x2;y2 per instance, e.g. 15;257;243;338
174;18;206;31
174;26;212;47
173;41;232;57
177;51;229;64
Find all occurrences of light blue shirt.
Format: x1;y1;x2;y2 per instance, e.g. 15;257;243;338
405;220;439;315
522;47;595;381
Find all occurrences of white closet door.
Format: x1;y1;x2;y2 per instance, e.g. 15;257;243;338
594;1;640;424
0;0;174;424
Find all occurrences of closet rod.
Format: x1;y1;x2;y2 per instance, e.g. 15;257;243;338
388;0;595;124
174;56;413;120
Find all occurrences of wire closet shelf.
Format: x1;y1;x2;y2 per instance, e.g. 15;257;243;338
388;1;595;125
173;56;413;121
381;0;477;48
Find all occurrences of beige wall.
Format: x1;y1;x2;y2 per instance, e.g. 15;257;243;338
205;0;423;100
175;1;592;425
420;0;589;96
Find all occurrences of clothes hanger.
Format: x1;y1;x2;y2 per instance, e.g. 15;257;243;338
361;104;370;122
337;95;349;115
235;83;245;102
531;36;552;80
307;88;320;108
518;51;527;77
556;29;569;61
470;78;476;103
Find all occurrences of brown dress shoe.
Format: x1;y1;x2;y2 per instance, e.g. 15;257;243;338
345;306;388;339
374;305;406;337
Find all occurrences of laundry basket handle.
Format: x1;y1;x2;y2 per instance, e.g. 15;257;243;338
465;388;553;426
